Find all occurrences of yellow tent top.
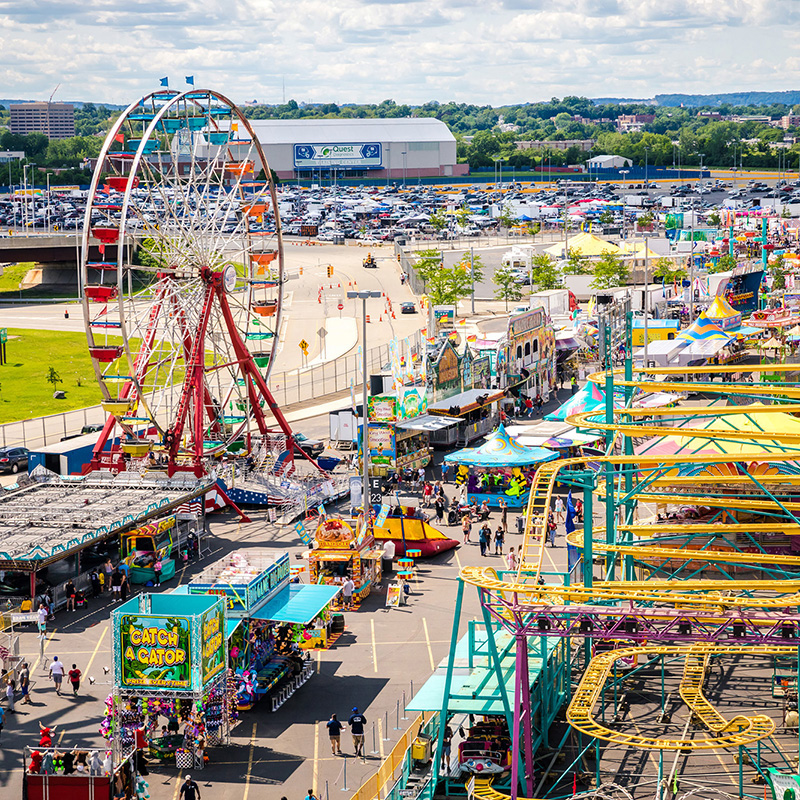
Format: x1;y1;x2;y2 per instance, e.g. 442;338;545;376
619;240;660;260
545;232;621;258
706;295;740;320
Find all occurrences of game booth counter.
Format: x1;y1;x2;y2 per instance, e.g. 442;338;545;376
107;592;231;773
444;424;558;508
183;549;339;710
24;745;145;800
306;518;383;607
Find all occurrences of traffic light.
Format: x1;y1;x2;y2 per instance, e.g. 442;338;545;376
327;265;334;277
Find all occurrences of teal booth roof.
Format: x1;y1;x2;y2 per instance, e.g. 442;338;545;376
250;584;341;625
443;424;558;467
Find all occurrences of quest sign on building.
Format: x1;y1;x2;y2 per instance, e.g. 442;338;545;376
294;143;382;169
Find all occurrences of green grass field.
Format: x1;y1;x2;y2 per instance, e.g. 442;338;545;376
0;328;104;423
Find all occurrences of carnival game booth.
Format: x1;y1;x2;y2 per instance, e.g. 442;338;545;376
185;550;339;710
308;518;383;607
110;592;230;770
444;425;558;508
120;513;201;585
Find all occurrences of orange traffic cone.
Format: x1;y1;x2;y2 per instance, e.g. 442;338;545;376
338;283;341;288
366;315;371;323
379;315;383;322
391;311;396;319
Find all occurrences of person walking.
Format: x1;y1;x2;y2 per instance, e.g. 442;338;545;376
179;774;201;800
499;498;508;534
103;558;114;592
5;676;15;713
547;514;557;547
36;602;47;636
120;572;130;602
68;664;82;696
553;495;564;524
18;662;31;704
441;723;453;772
65;580;76;612
305;790;318;800
342;577;355;610
461;514;472;544
110;569;123;601
89;570;101;598
478;524;490;557
326;713;343;755
0;704;5;737
434;494;445;525
153;557;163;587
494;526;505;555
348;707;367;757
570;375;578;394
49;656;65;695
506;547;517;572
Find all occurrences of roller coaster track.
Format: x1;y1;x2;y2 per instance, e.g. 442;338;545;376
566;644;786;750
459;365;800;762
565;526;800;568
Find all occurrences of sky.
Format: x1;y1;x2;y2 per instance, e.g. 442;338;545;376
1;0;800;106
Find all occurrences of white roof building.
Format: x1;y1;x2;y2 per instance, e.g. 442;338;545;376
241;117;465;180
586;154;633;170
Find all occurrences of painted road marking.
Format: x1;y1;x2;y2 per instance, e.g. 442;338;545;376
370;619;378;672
313;721;320;795
84;625;108;678
242;722;258;800
422;617;436;671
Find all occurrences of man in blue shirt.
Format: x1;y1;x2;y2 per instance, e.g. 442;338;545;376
326;713;343;755
348;707;367;757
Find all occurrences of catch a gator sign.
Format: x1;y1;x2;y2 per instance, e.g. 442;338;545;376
113;593;227;694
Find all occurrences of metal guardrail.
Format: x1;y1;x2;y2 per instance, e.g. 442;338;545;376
0;336;405;451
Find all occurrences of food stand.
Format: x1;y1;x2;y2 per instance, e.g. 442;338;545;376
444;424;559;508
308;518;383;606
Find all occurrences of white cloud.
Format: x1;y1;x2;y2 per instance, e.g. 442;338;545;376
0;0;797;105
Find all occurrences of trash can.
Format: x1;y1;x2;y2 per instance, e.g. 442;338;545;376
411;733;432;764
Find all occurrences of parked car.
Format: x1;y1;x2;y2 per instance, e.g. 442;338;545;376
294;433;325;458
0;447;29;474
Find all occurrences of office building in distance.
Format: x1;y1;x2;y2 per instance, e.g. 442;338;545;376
9;102;75;139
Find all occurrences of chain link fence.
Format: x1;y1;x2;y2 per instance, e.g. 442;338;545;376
0;336;411;451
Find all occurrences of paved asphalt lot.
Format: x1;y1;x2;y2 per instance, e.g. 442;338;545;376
0;478;551;800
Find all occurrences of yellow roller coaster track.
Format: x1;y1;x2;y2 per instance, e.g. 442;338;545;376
566;644;792;750
565;525;800;568
459;365;800;761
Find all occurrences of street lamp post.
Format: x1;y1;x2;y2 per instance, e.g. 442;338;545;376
22;163;31;231
46;172;53;233
347;290;383;525
698;153;705;189
644;146;649;190
620;170;630;239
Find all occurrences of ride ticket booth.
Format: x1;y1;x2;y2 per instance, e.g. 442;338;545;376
307;518;384;607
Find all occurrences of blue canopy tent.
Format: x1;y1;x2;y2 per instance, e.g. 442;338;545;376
444;425;558;507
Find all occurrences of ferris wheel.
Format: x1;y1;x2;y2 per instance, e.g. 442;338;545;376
81;88;296;476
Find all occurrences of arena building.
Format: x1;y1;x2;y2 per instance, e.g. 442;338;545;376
208;117;468;181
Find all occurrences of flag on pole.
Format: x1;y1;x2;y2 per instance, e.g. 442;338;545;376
587;296;596;318
113;132;124;144
185;76;195;86
565;490;576;535
159;77;169;87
